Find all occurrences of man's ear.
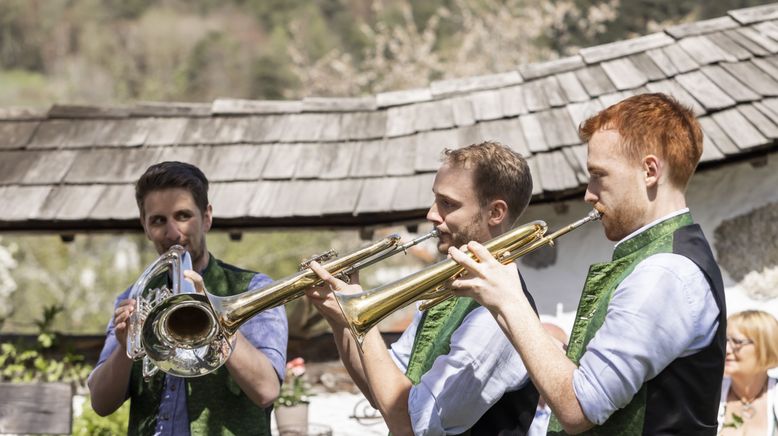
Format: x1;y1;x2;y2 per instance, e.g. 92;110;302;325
488;199;509;226
203;204;213;233
643;155;661;188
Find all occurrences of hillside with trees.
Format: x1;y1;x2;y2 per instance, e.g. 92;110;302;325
2;0;773;106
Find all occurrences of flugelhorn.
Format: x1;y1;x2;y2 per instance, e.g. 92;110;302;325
126;245;195;379
335;209;602;349
128;230;438;378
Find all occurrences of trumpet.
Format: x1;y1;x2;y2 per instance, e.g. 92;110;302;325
335;209;602;349
126;230;438;378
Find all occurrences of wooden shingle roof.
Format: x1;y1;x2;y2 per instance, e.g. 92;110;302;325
3;3;778;232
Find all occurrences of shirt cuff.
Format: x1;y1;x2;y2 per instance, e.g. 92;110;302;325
573;366;615;425
408;382;444;436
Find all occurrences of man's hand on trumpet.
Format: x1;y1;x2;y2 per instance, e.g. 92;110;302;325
183;269;207;294
305;261;362;329
447;241;528;317
112;299;135;352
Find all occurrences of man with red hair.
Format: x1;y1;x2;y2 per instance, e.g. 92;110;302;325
448;93;726;435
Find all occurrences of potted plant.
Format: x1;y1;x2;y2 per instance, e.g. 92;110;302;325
274;357;313;433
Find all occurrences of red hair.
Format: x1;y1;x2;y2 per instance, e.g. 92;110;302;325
579;93;703;189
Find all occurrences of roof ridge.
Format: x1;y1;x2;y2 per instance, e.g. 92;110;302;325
729;2;778;25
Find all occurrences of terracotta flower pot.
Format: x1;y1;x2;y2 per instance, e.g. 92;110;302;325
274;403;309;434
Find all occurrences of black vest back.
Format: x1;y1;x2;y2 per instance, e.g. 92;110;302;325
642;224;726;435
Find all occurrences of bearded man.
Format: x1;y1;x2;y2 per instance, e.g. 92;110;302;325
307;141;542;435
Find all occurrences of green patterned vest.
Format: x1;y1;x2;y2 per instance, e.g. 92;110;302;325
547;212;725;436
128;254;272;436
405;296;481;436
406;297;481;385
406;281;540;435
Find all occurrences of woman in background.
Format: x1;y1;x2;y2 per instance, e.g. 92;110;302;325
719;310;778;435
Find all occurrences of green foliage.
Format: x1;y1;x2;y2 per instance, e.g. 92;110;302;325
2;0;775;106
1;234;153;334
722;412;744;429
275;357;313;408
0;1;45;71
276;374;313;407
0;304;92;385
295;3;338;61
244;0;309;29
550;0;778;54
248;27;300;99
0;69;50;99
0;342;92;384
72;397;130;436
184;31;234;100
409;0;451;29
34;303;64;333
102;0;154;20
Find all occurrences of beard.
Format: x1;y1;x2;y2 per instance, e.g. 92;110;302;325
436;214;487;255
599;202;645;241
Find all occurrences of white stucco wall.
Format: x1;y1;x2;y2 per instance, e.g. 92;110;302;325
521;151;778;331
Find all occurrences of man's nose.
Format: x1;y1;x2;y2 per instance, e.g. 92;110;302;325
165;221;183;240
426;204;442;225
584;187;597;205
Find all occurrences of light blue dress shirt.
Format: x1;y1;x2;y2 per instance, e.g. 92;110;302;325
572;209;720;425
91;271;288;436
389;304;531;435
528;404;551;436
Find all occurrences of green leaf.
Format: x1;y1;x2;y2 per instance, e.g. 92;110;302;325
722;413;744;429
37;332;54;348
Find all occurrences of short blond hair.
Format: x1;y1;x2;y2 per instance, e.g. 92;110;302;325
728;310;778;369
442;141;532;223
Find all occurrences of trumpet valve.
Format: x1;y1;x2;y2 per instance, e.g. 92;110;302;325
497;249;512;262
299;249;338;270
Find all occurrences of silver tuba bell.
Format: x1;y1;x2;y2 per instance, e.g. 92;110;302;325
125;245;201;379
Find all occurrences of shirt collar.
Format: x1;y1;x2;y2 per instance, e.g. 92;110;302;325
614;208;690;250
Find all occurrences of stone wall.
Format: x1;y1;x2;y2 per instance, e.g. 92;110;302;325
714;201;778;283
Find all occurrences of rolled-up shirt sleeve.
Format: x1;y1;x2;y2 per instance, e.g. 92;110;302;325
238;273;289;381
88;288;132;385
393;306;530;435
572;253;719;425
